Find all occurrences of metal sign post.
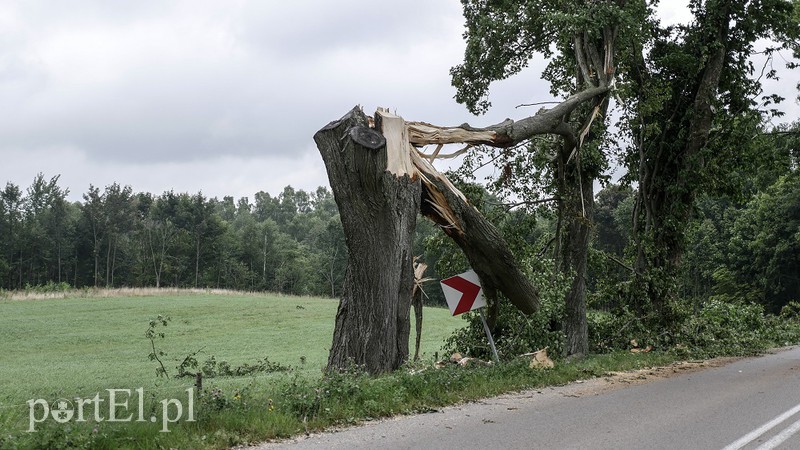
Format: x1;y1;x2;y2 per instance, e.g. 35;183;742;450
478;308;499;363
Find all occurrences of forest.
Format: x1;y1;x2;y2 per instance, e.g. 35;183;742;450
0;178;348;297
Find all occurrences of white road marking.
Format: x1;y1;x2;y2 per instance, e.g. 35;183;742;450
722;402;800;450
755;417;800;450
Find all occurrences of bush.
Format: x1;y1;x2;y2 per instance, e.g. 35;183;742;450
675;300;772;356
587;305;673;353
780;301;800;319
23;281;73;293
443;259;568;360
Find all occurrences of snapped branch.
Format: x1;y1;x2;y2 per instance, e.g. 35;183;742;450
407;85;610;150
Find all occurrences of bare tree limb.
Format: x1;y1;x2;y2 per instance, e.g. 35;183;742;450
407;85;610;149
516;101;561;109
418;145;473;161
601;251;636;273
494;198;558;211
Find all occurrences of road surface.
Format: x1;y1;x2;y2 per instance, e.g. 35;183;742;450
256;346;800;450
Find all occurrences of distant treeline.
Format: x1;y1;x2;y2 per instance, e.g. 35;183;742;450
1;165;798;313
0;176;349;297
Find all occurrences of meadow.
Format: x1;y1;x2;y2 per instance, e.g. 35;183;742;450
0;290;463;446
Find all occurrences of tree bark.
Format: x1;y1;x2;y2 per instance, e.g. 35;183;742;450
315;106;421;374
559;158;593;357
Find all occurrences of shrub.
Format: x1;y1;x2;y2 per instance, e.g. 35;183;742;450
780;301;800;319
675;300;771;357
443;259;568;359
587;305;672;353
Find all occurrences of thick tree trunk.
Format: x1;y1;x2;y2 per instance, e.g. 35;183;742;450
558;92;608;357
560;163;592;357
315;107;421;374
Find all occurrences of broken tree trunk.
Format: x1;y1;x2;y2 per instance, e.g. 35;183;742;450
314;106;420;374
410;151;539;315
382;107;539;315
315;106;543;374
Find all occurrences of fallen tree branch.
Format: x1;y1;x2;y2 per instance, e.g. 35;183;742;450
409;149;539;314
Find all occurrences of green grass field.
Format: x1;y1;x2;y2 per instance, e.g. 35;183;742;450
0;290;702;449
0;291;462;431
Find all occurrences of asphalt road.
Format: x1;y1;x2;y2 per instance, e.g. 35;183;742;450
257;346;800;450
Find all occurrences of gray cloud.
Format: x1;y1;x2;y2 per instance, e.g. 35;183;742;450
0;0;474;168
235;0;461;59
0;0;797;203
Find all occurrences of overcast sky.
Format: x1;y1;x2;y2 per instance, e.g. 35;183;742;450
1;1;798;202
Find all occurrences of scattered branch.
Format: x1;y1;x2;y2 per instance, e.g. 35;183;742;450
495;198;558;211
601;252;636;273
516;101;561;109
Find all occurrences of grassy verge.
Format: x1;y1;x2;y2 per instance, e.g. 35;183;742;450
3;350;686;449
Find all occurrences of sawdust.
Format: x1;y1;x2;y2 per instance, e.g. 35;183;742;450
566;356;742;397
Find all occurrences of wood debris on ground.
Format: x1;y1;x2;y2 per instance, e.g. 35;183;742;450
433;348;555;369
521;347;555;369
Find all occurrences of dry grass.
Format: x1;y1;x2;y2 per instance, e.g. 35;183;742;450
0;286;293;301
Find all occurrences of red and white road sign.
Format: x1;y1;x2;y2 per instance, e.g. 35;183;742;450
440;270;486;316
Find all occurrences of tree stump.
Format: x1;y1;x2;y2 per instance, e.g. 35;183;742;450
314;106;421;374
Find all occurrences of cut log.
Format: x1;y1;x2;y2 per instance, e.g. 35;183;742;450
522;347;555;369
314;106;420;374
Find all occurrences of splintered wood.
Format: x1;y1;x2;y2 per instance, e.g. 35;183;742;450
367;108;539;315
375;108;416;177
374;108;466;232
407;121;497;146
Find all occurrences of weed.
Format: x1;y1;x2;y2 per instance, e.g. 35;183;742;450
145;314;171;378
